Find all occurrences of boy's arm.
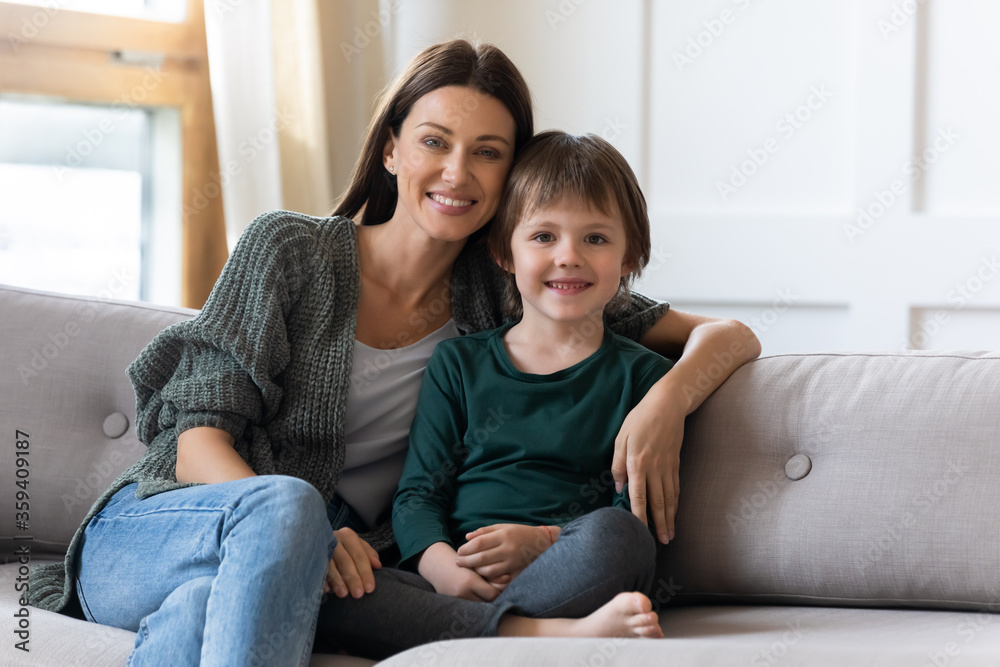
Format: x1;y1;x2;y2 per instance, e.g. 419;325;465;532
392;346;467;568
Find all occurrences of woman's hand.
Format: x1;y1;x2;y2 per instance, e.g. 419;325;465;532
418;541;501;601
625;311;762;545
455;523;559;586
612;381;686;546
324;527;381;598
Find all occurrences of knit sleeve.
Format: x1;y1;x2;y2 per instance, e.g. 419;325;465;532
127;210;318;453
607;292;671;343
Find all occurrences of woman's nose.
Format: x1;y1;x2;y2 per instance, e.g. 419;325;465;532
441;152;470;186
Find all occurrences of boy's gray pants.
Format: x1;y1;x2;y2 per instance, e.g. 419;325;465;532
315;507;657;660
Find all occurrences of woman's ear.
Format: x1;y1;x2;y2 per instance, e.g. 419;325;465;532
382;135;396;172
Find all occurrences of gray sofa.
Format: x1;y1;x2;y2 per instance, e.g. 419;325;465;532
3;282;1000;666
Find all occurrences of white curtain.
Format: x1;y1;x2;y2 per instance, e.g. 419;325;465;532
203;0;284;249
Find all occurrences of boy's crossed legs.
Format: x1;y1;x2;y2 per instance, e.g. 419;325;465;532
316;507;661;660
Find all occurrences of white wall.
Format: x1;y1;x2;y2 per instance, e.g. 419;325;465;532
373;0;1000;355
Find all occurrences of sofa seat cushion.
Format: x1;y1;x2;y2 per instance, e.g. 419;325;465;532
379;604;1000;666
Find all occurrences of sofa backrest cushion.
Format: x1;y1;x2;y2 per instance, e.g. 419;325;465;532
0;284;196;559
655;351;1000;612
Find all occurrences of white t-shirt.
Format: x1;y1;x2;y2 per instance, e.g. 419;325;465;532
337;318;461;530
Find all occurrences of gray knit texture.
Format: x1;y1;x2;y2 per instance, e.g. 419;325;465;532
28;210;669;614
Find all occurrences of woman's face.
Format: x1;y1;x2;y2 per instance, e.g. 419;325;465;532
383;85;517;243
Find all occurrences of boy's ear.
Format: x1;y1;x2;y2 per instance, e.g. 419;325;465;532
493;252;514;274
620;258;634;278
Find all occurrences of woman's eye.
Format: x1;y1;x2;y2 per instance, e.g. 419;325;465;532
423;138;443;148
479;148;500;159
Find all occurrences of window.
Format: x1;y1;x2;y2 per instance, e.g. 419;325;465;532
0;0;226;307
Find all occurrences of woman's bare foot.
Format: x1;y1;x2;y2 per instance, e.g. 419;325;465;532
498;592;663;639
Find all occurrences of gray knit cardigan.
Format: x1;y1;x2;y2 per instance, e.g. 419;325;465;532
28;210;669;614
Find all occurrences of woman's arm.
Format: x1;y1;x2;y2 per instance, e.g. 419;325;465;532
615;310;761;545
176;426;256;483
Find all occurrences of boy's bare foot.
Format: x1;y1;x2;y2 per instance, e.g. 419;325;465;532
498;592;663;639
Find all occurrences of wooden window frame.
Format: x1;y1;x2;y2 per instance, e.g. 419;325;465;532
0;0;227;307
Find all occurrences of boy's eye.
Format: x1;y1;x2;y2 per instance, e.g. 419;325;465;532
532;233;554;243
585;234;608;244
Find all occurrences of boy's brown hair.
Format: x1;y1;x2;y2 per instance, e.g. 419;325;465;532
489;130;652;320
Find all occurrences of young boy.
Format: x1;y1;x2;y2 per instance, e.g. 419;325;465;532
320;131;673;658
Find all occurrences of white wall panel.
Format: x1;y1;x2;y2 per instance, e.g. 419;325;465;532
921;0;1000;215
668;302;852;356
649;0;854;214
911;308;1000;351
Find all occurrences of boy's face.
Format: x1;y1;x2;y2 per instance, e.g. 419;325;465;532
502;197;631;328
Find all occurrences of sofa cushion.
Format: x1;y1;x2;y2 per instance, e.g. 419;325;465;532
377;604;1000;667
0;285;196;559
655;351;1000;612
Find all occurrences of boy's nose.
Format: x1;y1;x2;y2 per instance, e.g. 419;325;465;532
556;242;584;267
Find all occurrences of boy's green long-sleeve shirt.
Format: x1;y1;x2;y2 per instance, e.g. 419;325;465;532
392;321;674;566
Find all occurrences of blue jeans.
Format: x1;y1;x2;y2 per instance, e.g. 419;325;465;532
74;475;334;667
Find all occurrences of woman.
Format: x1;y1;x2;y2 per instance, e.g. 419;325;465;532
28;40;759;665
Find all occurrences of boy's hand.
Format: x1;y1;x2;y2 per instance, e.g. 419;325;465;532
455;523;559;584
324;527;381;598
418;541;500;601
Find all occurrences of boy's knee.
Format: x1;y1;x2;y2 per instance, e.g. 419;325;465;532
584;507;657;564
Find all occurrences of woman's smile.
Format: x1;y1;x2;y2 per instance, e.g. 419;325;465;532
428;192;477;215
